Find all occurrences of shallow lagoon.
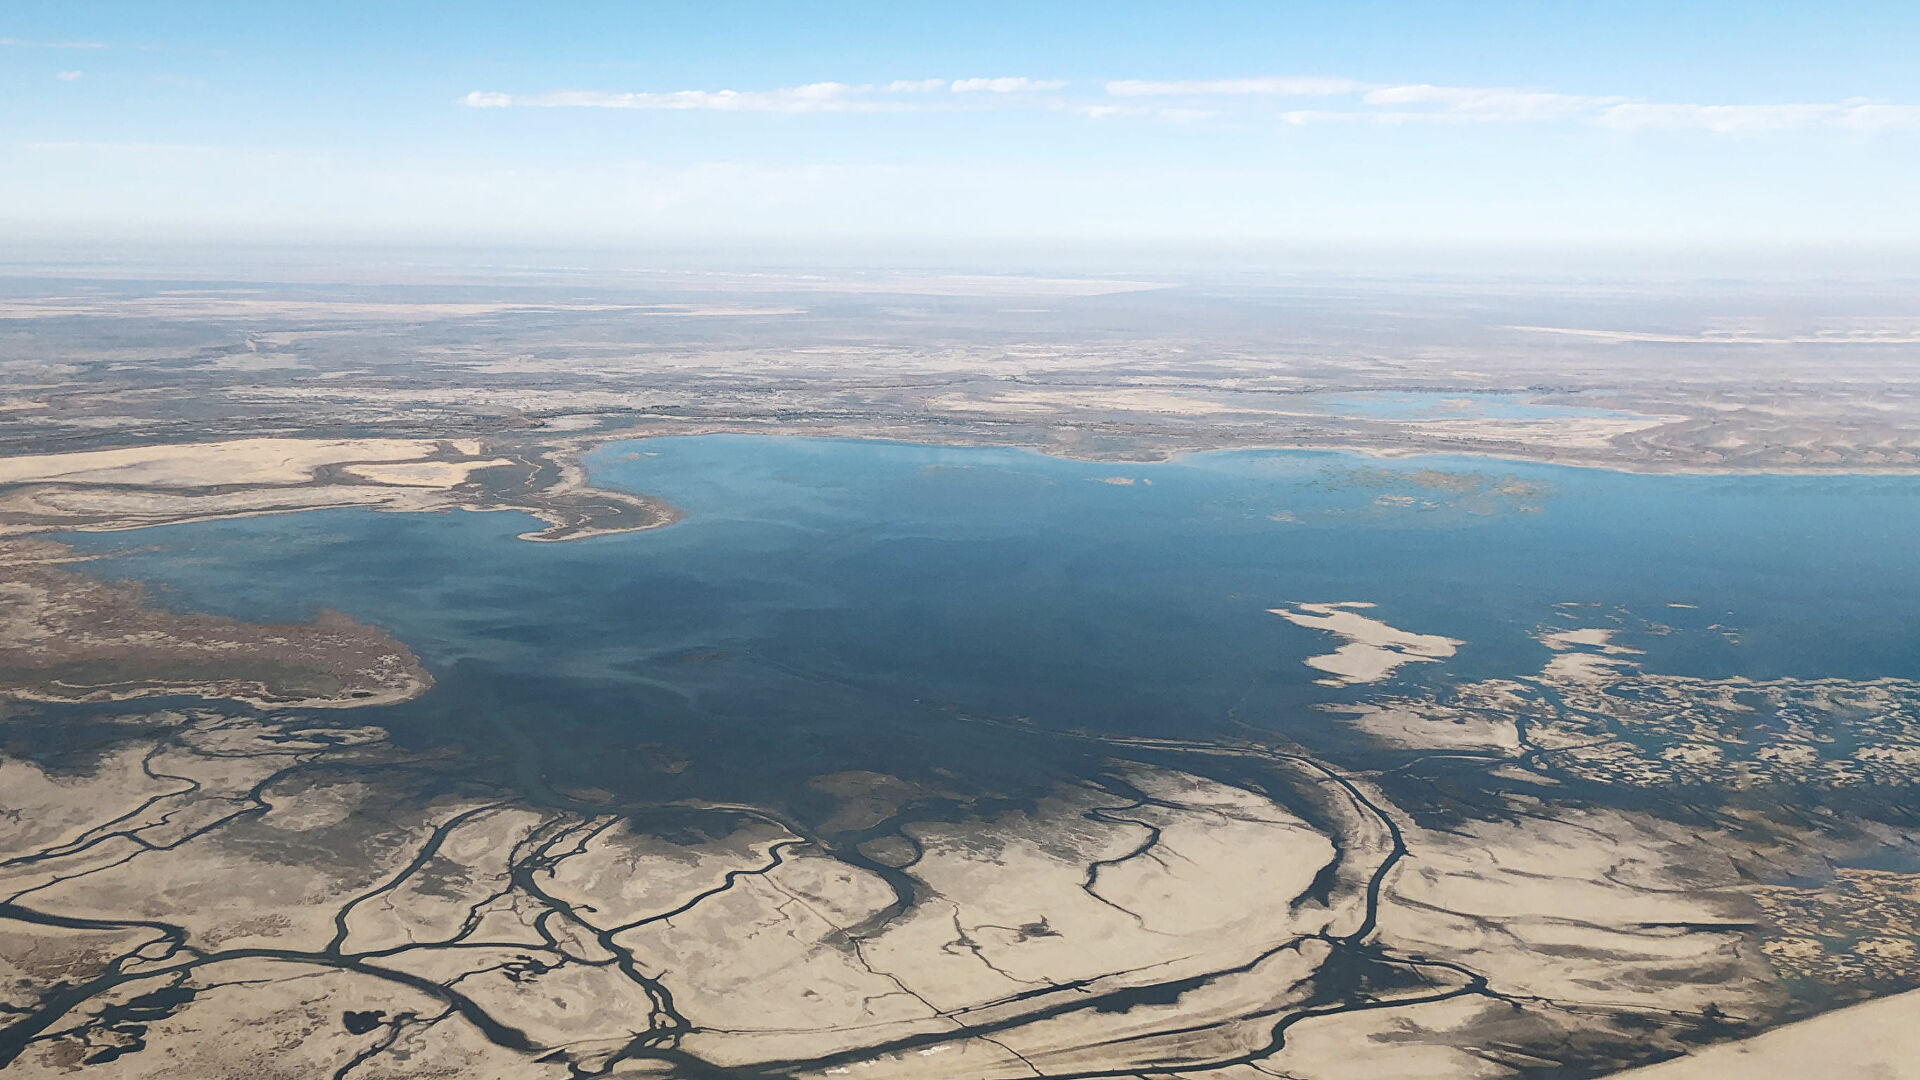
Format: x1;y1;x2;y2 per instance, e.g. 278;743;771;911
61;436;1920;807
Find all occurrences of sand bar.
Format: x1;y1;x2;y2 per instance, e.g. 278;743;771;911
1269;601;1465;686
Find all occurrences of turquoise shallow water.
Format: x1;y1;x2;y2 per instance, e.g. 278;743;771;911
56;436;1920;807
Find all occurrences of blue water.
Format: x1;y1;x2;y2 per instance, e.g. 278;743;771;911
55;436;1920;805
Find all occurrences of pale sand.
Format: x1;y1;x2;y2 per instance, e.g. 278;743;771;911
921;388;1673;451
3;704;1842;1078
1269;602;1465;686
0;436;672;545
0;437;456;488
1407;415;1676;449
1;716;1353;1078
1542;651;1638;684
1321;701;1522;752
928;387;1272;417
339;457;514;487
0;481;452;536
1537;626;1645;655
1605;988;1920;1078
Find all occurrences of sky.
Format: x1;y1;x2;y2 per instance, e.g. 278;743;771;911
4;1;1920;262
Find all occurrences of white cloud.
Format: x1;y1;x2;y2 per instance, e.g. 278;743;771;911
464;77;1073;113
55;70;83;81
1075;104;1217;122
1280;109;1425;126
1099;74;1920;135
461;82;917;114
1106;77;1367;97
949;77;1067;93
1833;105;1920;132
459;73;1920;137
1599;102;1920;133
1360;84;1622;120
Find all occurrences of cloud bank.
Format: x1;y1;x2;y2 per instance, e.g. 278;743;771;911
463;78;1070;114
467;74;1918;134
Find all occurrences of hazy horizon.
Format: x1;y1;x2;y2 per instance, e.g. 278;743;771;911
6;1;1920;255
6;234;1920;289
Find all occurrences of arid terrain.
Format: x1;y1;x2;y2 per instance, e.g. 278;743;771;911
4;270;1918;482
3;268;1919;1078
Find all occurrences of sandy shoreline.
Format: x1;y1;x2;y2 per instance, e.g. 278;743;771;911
575;417;1920;477
3;421;1911;582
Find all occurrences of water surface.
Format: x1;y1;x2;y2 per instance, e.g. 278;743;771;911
62;436;1920;808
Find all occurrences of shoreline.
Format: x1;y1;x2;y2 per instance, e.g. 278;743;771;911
561;415;1920;478
5;422;1916;550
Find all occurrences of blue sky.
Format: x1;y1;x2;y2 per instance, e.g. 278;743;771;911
5;1;1920;257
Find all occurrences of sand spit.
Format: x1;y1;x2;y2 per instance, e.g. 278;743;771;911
1269;601;1465;686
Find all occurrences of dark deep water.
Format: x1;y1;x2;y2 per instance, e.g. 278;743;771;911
57;436;1920;813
